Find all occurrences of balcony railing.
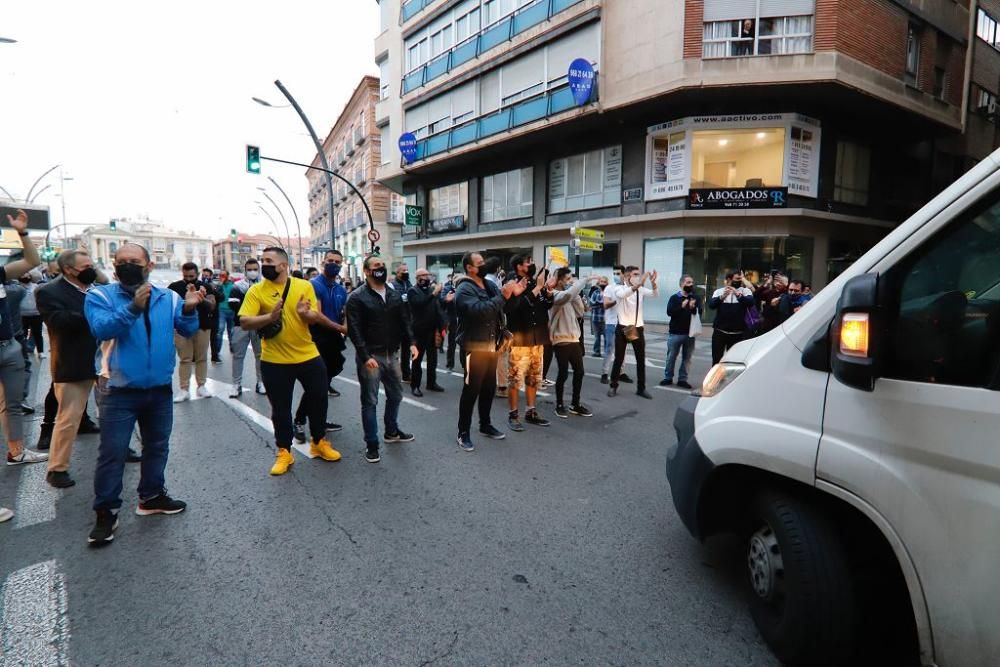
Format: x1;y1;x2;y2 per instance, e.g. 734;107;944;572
405;76;595;164
401;0;584;96
400;0;434;23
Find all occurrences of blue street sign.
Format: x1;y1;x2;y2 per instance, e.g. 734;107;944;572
399;132;418;163
568;58;595;106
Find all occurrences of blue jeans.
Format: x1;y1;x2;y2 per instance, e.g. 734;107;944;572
601;324;616;375
216;309;236;352
356;352;403;446
664;333;696;383
94;382;173;511
591;320;605;355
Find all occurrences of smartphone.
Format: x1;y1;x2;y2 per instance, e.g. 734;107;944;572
0;205;51;231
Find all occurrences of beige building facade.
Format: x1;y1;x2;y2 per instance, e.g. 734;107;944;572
73;217;214;271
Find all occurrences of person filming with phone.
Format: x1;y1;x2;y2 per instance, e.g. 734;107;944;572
709;271;755;364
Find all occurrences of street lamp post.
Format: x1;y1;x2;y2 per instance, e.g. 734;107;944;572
27;184;51;203
267;176;305;269
255;205;284;246
25;164;59;203
59;168;73;245
257;189;295;266
253;80;337;252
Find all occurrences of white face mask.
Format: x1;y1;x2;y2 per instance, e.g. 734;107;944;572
245;270;259;281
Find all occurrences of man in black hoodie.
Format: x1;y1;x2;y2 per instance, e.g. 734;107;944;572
407;268;445;396
503;254;552;431
454;252;523;451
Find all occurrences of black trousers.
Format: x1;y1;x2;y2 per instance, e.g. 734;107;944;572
22;315;44;353
446;319;459;368
411;330;438;389
43;381;93;427
400;346;411;380
554;343;584;407
262;356;328;448
543;343;553;379
711;330;744;365
611;325;646;391
458;349;498;434
294;335;345;424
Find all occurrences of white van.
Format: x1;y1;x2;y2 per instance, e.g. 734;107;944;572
668;152;1000;666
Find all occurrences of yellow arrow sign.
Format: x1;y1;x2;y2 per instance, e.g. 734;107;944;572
574;239;604;251
571;226;605;241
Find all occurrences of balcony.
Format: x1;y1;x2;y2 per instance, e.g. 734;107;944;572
400;0;434;23
400;0;584;96
406;77;595;164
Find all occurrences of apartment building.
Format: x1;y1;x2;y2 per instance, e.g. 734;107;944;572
73;217;214;270
307;75;406;279
213;234;308;274
375;0;996;323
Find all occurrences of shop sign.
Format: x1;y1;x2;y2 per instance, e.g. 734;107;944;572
623;187;643;202
428;216;466;234
398;133;418;163
568;59;595;106
404;205;423;226
687;187;788;210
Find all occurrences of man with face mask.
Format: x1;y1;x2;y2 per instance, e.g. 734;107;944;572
228;258;266;397
549;269;599;419
36;251;102;488
291;250;348;444
661;274;702;389
168;263;218;402
346;255;418;464
708;271;755;365
239;247;341;476
502;254;552;430
406;268;446;396
84;242;203;546
390;262;413;382
608;266;658;399
600;265;633;385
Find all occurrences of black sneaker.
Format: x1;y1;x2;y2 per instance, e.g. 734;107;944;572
677;380;693;390
600;374;609;385
136;493;187;516
365;444;380;463
555;405;569;419
637;390;653;400
508;413;525;432
20;402;34;415
457;432;475;452
293;420;307;444
328;385;341;397
427;384;445;392
384;430;415;443
411;387;424;397
36;423;53;451
88;509;118;546
619;373;634;384
525;410;550;427
78;420;100;435
607;387;618;397
126;448;142;463
569;404;593;417
325;422;343;433
478;424;505;440
659;379;673;387
46;470;76;488
211;357;222;365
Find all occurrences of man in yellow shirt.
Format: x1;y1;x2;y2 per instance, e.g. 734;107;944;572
238;247;341;475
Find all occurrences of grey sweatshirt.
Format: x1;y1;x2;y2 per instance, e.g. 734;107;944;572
548;279;588;345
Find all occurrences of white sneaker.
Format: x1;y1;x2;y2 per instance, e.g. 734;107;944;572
255;382;266;395
0;507;13;522
229;383;242;398
37;352;47;359
542;378;555;387
196;386;211;398
7;449;49;465
173;392;190;404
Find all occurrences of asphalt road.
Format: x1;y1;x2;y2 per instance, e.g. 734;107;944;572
1;333;778;666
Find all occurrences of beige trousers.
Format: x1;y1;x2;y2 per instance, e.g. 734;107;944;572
175;329;210;390
48;378;95;473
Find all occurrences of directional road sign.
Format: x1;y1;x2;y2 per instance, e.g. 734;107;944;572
570;226;604;241
572;238;604;251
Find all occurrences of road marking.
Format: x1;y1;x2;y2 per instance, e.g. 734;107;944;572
203;379;317;459
0;559;70;666
333;377;438;412
13;463;59;529
443;372;552;397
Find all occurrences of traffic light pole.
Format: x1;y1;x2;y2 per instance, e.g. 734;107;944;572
258;154;378;255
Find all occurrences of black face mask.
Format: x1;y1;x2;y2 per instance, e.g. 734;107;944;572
371;268;388;284
526;264;537;278
417;279;430;288
399;272;410;283
116;263;146;288
261;265;280;282
730;280;742;288
77;268;98;285
682;285;693;293
184;278;197;285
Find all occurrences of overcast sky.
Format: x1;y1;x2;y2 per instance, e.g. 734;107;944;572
1;1;378;242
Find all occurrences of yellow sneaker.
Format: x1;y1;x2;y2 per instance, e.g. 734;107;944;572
270;447;294;476
310;439;342;462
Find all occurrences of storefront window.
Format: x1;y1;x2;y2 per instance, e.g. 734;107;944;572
428;252;465;282
690;128;785;189
429;183;468;221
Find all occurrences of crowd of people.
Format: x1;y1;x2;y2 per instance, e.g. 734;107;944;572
0;209;813;546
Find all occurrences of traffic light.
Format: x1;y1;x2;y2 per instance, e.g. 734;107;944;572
109;219;117;232
246;145;261;174
230;228;238;240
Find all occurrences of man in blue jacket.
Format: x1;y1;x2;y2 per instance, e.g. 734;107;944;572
84;243;203;547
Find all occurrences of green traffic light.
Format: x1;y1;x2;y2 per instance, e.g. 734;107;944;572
247;145;261;174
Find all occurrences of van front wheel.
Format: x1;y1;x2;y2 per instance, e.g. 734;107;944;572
745;491;856;665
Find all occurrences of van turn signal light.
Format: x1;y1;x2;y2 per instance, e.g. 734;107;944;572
840;313;870;358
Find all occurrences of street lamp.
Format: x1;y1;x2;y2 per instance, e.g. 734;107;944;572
266;177;304;271
27;184;51;203
255;204;283;246
0;38;16;44
257;188;294;266
25;164;59;203
252;80;337;253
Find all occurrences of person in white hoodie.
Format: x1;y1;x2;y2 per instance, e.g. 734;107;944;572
548;268;599;419
227;258;265;397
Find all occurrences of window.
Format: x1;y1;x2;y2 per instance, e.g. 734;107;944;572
977;8;999;49
390;193;405;223
429;182;469;220
834;141;871;206
379;61;390;100
905;24;920;85
702;0;815;58
549;145;622;213
690;128;785;189
973;85;998;118
882;191;1000;388
380;125;392;164
482;167;533;222
933;66;945;99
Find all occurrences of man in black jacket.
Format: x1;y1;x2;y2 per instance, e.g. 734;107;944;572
35;250;100;488
502;254;551;431
407;268;445;396
660;274;702;389
390;262;413;382
346;255;418;464
168;263;218;401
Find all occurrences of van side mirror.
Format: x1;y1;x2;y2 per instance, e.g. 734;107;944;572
830;273;881;391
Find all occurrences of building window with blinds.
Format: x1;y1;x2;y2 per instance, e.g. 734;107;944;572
429;183;469;221
703;0;814;58
549;146;623;213
482;167;533;222
834;141;871;206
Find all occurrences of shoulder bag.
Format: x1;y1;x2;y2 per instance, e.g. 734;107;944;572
623;288;640;342
258;278;293;340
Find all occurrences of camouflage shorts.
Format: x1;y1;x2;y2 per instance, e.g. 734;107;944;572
508;345;543;389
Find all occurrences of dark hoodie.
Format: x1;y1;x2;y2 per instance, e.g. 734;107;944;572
455;276;504;353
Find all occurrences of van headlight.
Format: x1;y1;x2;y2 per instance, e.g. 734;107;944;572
701;362;746;398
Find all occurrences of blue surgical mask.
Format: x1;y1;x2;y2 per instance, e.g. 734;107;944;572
324;263;341;278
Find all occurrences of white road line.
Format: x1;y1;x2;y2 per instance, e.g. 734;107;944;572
0;559;70;666
443;372;552;397
332;377;438;412
203;379;317;459
13;463;59;530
